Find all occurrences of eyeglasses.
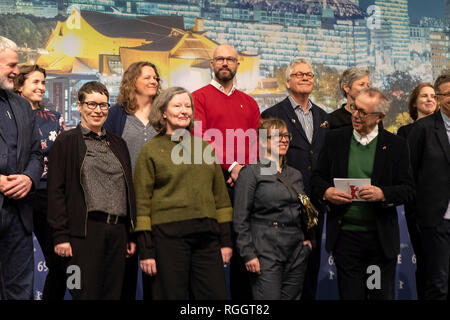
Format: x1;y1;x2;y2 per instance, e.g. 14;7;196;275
349;103;380;118
213;56;238;64
290;72;314;80
436;92;450;97
268;132;293;141
82;101;110;110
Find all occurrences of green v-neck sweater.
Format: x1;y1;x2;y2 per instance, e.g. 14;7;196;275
133;133;232;231
342;135;378;232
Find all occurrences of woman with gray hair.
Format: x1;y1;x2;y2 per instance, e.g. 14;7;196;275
133;87;232;299
329;67;370;129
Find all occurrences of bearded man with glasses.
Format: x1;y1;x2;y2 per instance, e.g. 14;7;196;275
193;44;260;300
312;88;414;300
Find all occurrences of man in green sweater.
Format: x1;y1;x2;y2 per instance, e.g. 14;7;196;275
312;88;415;300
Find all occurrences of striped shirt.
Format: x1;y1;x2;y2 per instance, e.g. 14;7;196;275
288;96;314;143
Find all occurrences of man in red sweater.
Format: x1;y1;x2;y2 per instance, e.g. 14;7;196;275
193;43;260;300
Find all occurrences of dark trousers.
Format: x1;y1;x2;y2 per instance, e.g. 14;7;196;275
225;177;253;300
333;230;396;300
120;253;138;300
151;231;227;300
250;225;310;300
301;210;324;300
421;219;450;300
33;189;67;300
0;203;34;300
404;207;426;300
69;218;127;300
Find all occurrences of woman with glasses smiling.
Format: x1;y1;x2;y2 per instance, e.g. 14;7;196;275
233;117;313;300
47;81;137;300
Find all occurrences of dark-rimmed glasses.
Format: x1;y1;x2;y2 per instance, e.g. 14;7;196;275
213;56;238;64
82;101;110;110
349;103;381;118
268;132;293;141
290;72;314;80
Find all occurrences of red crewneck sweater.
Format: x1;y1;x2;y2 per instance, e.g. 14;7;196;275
193;84;261;170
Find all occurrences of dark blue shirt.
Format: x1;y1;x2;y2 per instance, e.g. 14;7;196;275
0;89;18;175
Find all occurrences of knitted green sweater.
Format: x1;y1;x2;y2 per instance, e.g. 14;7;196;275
133;133;232;231
342;135;378;232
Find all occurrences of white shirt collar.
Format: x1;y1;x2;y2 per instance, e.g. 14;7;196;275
210;79;236;96
353;125;379;146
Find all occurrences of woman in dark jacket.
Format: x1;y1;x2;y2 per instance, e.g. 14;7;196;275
13;64;66;300
47;81;136;300
233;117;313;300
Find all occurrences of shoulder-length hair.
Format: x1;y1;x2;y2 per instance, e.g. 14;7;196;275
150;87;194;134
408;83;435;121
116;61;161;114
13;64;47;94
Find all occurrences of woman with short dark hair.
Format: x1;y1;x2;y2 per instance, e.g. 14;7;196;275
233;117;313;300
48;81;136;300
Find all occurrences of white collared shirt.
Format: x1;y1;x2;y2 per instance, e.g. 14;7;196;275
353;125;379;146
210;79;236;96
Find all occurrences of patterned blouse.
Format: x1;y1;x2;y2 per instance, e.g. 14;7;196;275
34;107;66;189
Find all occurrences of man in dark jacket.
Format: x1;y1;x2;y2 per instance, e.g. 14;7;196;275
312;88;414;300
408;73;450;300
0;36;43;300
262;58;328;300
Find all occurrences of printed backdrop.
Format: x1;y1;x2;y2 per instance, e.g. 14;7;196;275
1;0;447;300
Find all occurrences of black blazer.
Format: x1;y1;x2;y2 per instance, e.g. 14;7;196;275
0;90;43;233
407;112;450;228
311;126;415;259
47;125;136;245
262;97;329;195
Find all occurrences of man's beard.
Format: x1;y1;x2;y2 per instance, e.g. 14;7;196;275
0;74;14;90
214;67;236;82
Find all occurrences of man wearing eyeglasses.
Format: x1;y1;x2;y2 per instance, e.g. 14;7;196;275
312;88;414;300
407;73;450;300
261;58;329;300
47;81;136;299
193;44;260;300
0;36;43;300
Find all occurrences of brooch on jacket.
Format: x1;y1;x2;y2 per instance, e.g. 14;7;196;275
320;121;329;128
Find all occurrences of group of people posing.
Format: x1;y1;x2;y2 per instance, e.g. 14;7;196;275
0;35;449;301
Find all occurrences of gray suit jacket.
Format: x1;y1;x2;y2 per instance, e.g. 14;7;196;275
0;89;43;233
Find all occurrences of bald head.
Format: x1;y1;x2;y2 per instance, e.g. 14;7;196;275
211;43;240;85
213;44;238;59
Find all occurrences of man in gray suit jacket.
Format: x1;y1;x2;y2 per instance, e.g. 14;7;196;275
0;36;43;300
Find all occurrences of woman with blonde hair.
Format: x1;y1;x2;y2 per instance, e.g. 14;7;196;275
104;61;161;299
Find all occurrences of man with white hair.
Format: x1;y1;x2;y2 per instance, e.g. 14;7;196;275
312;88;414;299
262;58;329;300
0;36;43;300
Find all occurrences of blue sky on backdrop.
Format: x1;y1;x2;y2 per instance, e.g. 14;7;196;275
359;0;444;20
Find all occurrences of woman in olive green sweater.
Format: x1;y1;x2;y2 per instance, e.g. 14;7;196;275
133;87;233;300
